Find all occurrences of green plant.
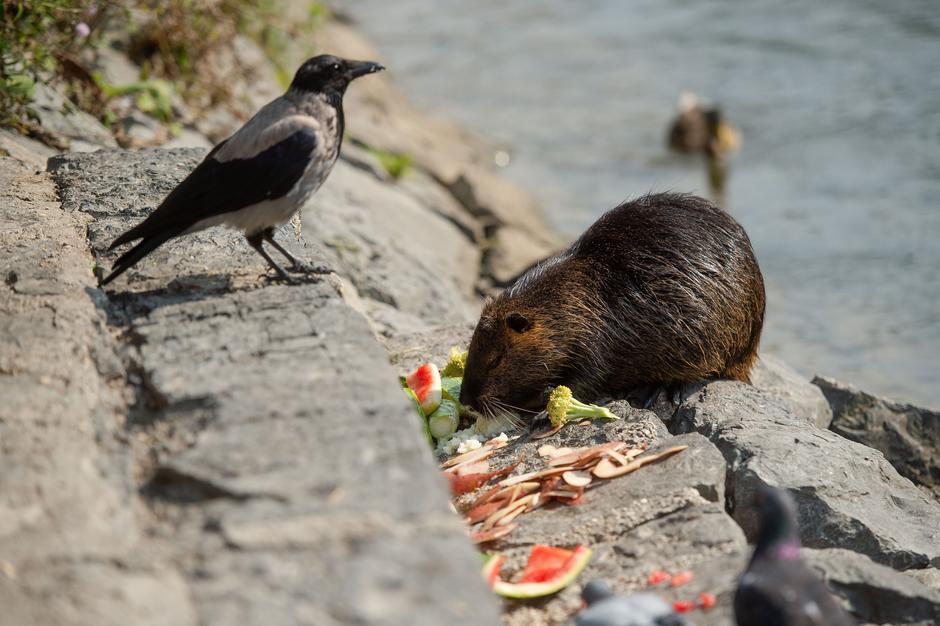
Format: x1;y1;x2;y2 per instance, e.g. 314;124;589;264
1;1;77;126
0;0;331;134
367;145;414;180
94;74;176;122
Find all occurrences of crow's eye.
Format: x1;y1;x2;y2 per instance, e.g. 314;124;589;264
332;63;341;71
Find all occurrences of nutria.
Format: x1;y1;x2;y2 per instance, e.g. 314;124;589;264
459;192;765;424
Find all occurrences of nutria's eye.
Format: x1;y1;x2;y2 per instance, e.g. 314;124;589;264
506;312;532;334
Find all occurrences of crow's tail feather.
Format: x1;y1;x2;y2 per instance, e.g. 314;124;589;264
100;230;176;286
109;221;149;251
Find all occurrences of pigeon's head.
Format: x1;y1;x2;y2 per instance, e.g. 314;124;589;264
291;54;384;95
581;580;614;606
753;486;801;559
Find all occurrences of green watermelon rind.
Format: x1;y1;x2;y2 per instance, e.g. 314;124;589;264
428;399;460;440
483;546;592;599
441;376;462;404
403;387;433;446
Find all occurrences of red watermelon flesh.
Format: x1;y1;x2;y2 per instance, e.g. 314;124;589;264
482;544;592;599
519;545;579;583
405;363;442;415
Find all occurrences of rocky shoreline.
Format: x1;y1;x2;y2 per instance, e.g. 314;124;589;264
1;10;939;626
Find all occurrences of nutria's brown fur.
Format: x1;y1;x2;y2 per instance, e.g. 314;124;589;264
459;192;765;420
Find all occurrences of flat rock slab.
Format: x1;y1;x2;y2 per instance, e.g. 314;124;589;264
675;380;940;571
39;149;500;625
470;408;745;626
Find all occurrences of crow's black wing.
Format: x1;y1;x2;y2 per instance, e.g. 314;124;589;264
110;128;318;249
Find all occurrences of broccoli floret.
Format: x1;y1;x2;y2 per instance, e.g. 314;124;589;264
546;385;618;428
441;346;468;377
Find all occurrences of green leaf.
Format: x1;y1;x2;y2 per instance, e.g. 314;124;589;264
5;75;35;99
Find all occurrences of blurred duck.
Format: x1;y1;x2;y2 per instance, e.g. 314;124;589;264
668;91;741;202
667;91;741;160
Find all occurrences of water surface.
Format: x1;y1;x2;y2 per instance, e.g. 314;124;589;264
344;0;940;407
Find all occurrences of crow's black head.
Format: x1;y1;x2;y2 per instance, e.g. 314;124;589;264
290;54;384;95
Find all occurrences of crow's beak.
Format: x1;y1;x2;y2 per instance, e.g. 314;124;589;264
346;60;385;80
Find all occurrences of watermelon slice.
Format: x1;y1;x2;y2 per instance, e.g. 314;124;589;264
519;545;577;583
405;363;442;415
440;376;462;405
481;544;592;599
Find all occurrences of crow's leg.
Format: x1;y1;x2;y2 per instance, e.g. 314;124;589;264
246;232;291;281
262;228;330;274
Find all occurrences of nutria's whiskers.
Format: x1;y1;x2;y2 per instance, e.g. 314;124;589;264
492;399;538;415
472;400;524;436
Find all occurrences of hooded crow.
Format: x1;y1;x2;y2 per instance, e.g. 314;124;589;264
101;54;384;285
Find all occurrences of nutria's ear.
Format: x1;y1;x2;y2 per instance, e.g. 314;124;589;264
506;312;532;333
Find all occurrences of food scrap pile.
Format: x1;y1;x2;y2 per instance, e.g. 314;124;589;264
401;348;469;448
398;348;699;608
401;347;621;455
443;438;689;545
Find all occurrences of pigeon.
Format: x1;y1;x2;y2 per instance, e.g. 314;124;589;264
101;54;384;285
734;486;855;626
576;581;693;626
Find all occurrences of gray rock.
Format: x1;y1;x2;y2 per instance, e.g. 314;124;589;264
815;376;940;498
486;224;560;287
804;548;940;625
907;568;940;594
38;148;501;625
90;43;142;86
0;129;56;169
162;126;214;150
398;166;486;247
752;354;832;428
384;323;475;373
191;34;282;141
28;82;117;149
115;112;168;148
444;167;562;284
307;159;482;329
674;380;940;570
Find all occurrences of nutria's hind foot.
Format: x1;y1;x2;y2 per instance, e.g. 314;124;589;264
629;383;684;410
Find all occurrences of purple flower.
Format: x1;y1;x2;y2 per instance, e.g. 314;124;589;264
75;22;90;38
